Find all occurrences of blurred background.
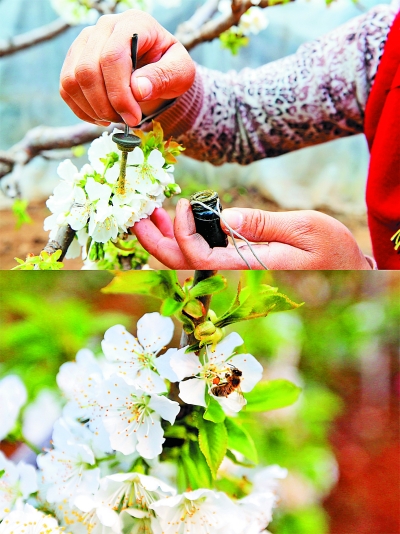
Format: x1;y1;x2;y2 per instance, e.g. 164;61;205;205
0;0;392;268
0;270;399;533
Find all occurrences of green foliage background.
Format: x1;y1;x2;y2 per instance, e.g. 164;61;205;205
0;271;398;534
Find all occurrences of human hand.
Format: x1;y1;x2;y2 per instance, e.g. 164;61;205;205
59;10;195;126
133;200;373;270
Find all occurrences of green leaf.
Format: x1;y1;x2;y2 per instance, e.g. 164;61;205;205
179;441;212;491
225;449;257;468
102;271;185;301
204;396;226;423
195;414;228;478
179;313;195;334
0;469;5;479
161;297;184;317
215;284;302;328
183;299;205;319
244;379;301;412
189;275;227;298
225;417;258;464
12;199;32;229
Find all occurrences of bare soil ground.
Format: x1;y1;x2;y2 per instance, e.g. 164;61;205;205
0;187;372;270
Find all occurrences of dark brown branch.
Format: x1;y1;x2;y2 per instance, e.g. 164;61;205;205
0;18;70;58
178;0;294;51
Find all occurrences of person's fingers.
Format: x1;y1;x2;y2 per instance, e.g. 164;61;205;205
73;17;122;123
221;208;322;250
150;208;174;238
174;199;276;269
131;42;195;102
59;87;109;125
99;18;151;126
134;217;189;269
60;27;105;122
220;208;370;269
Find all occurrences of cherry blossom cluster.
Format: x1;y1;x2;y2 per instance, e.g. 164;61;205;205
44;128;180;265
218;0;269;36
0;313;285;534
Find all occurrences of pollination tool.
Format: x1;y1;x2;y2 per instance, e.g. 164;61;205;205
112;33;141;196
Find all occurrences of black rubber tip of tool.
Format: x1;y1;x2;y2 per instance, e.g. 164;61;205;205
112;132;141;150
190;190;229;249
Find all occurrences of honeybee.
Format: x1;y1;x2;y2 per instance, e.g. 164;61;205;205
210;365;243;398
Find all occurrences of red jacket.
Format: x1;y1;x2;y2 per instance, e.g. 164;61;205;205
364;9;400;269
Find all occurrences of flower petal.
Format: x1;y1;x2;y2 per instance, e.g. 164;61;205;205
215;390;247;413
147;149;165;169
136;418;165;459
229;353;263;393
133;367;167;394
85;177;111;203
57;159;79;182
101;324;142;363
128;146;144;166
170;348;202;381
154;348;179;382
148;394;180;425
179;379;206;407
209;332;244;364
137;313;174;354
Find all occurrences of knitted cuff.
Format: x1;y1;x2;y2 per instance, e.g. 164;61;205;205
144;69;204;139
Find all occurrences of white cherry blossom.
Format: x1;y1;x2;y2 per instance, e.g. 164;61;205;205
22;390;62;447
46;160;81;215
0;375;27;441
75;472;174;534
237;491;278;533
125;147;168;196
50;0;99;25
168;332;263;412
0;452;38;520
96;375;179;459
101;313;174;393
0;503;62;534
150;488;246;534
37;418;100;505
238;7;269;36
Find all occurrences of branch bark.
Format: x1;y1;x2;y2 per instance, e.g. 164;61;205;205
177;0;293;51
43;225;76;261
0;123;109;179
0;18;70;58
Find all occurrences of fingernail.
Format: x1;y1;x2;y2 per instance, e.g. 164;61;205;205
222;209;243;229
120;112;140;126
135;77;152;100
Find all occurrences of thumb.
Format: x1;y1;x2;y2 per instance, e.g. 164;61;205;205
131;42;195;102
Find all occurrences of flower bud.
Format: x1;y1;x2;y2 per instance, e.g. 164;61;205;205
194;321;216;340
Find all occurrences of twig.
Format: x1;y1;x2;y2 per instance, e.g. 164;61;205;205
43;224;76;261
180;270;217;348
175;0;220;42
177;0;293;51
0;18;70;58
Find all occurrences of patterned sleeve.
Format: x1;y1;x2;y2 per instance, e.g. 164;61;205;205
155;2;398;165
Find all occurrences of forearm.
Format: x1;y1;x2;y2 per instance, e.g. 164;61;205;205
156;3;397;165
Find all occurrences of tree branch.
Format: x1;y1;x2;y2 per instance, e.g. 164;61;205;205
43;225;76;261
0;123;110;179
177;0;294;51
0;18;70;58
